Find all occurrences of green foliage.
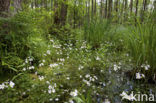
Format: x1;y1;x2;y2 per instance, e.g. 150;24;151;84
84;19;111;48
0;9;53;74
0;12;34;73
124;18;156;75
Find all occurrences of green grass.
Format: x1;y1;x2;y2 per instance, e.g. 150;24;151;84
124;18;156;74
83;19;111;47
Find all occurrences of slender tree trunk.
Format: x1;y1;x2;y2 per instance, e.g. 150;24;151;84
108;0;112;18
130;0;133;14
124;0;128;21
141;0;147;22
86;1;88;20
31;0;34;9
92;0;94;18
105;0;108;18
51;0;53;23
0;0;11;17
88;0;90;22
100;0;103;18
35;0;37;8
54;0;68;26
44;0;47;10
115;0;119;22
154;0;156;11
73;0;76;28
135;0;139;24
54;0;59;25
121;0;125;23
115;0;118;13
94;0;96;15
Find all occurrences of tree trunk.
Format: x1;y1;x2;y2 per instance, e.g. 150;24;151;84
115;0;119;22
115;0;118;13
0;0;11;17
60;0;68;26
100;0;103;18
92;0;94;18
94;0;96;15
54;0;68;26
54;0;59;25
135;0;139;24
108;0;112;18
105;0;107;18
88;0;90;22
130;0;133;14
141;0;147;22
120;0;124;23
44;0;47;10
13;0;22;14
31;0;34;9
124;0;128;21
73;0;76;28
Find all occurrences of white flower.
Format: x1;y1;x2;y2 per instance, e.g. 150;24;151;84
49;63;58;68
28;66;35;70
42;60;45;63
136;73;142;79
0;83;5;90
145;65;150;70
91;78;95;82
39;63;44;67
47;50;51;55
114;64;118;71
93;76;98;80
48;89;52;94
60;58;65;62
48;85;56;93
9;81;15;88
78;65;83;70
48;85;53;90
55;98;59;101
96;56;101;61
113;64;120;71
136;72;145;79
35;72;38;75
23;68;26;71
66;77;70;80
69;100;74;103
85;74;90;78
141;74;145;78
38;76;44;81
83;79;91;86
104;99;110;103
46;81;50;84
49;98;53;101
25;59;28;64
29;58;33;62
50;39;54;42
70;89;78;97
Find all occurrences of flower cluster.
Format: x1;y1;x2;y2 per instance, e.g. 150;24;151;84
141;64;150;70
48;84;56;94
70;89;78;97
23;57;35;71
49;63;59;68
136;72;145;79
0;81;15;90
113;64;121;71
